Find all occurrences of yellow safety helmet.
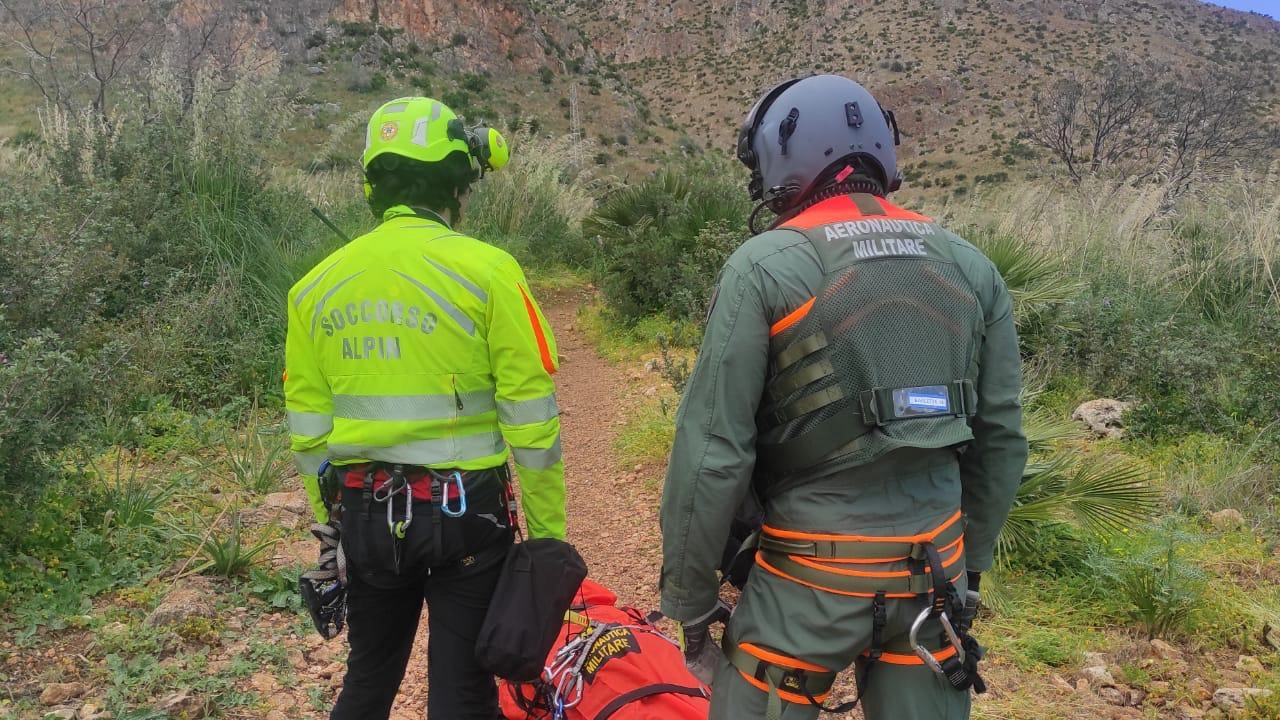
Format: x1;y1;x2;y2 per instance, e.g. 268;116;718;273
362;96;509;177
467;123;510;173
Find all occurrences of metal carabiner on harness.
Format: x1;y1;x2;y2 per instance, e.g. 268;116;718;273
373;465;413;539
909;606;965;676
441;470;468;518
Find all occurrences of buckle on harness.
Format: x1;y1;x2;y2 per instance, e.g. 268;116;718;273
909;607;964;675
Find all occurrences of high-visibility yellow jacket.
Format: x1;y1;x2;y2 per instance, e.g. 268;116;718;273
284;205;566;540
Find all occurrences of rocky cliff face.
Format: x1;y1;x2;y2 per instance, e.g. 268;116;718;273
332;0;587;73
179;0;1278;172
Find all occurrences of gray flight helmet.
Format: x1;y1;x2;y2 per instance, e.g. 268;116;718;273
736;74;902;213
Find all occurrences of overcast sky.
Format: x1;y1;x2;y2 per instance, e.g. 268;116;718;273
1203;0;1279;17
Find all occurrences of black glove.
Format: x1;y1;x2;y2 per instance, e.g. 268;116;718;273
299;522;347;640
957;570;982;634
966;570;981;594
678;600;732;686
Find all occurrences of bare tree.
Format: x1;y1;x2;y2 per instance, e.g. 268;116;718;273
1029;75;1086;182
1151;68;1279;197
1028;54;1278;196
164;3;277;110
1027;54;1156;182
0;0;162;115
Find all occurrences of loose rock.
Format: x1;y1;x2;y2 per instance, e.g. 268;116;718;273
1099;685;1129;705
42;710;76;720
244;490;311;528
1149;639;1183;661
1235;655;1263;674
1082;665;1116;687
1072;399;1132;438
40;682;87;706
146;577;216;628
158;689;208;718
1212;687;1273;711
1208;509;1246;531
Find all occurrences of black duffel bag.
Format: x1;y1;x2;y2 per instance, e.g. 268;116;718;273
476;538;588;681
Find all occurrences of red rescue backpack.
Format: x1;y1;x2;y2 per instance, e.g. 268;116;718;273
498;579;710;720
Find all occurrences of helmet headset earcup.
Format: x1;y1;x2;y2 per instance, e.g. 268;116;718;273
737;77;805;201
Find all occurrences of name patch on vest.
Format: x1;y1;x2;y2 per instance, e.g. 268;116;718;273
892;385;951;417
847;237;929;259
824;219;936;241
581;627;641;683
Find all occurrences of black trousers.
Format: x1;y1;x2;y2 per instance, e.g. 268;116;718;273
330;470;513;720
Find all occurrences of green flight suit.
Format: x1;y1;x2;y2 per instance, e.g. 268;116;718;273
659;193;1028;720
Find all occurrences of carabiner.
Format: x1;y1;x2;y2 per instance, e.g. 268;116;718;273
557;671;585;709
442;471;468;518
388;487;413;538
909;606;965;675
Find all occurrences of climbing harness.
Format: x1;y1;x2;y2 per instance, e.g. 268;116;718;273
724;511;986;718
339;462;489;571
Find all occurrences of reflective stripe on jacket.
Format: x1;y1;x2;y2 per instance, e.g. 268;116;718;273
284;205;566;539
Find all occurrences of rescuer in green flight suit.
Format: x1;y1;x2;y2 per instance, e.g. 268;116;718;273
659;74;1029;720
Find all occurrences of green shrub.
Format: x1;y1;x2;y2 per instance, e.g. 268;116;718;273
1010;628;1076;668
0;64;333;441
949;179;1280;448
1088;526;1208;640
0;466;175;634
462;129;597;269
0;332;92;478
1036;275;1277;443
0;64;336;623
587;160;750;323
195;515;273;578
218;414;290;495
246;566;304;611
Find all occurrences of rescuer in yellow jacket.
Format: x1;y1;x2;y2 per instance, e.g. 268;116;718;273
284;96;566;720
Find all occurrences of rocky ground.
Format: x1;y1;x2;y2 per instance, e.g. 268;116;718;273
5;291;1276;719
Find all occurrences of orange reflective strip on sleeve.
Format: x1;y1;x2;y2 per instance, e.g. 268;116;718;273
518;284;557;375
769;297;816;337
866;646;958;665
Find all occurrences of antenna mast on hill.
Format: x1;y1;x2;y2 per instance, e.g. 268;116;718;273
570;83;582;166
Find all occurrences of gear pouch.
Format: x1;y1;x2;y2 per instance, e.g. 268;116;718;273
475;538;588;681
